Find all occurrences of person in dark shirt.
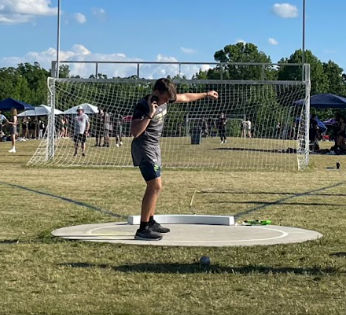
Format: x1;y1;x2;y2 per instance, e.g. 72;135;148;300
335;115;346;153
217;113;227;143
309;114;320;152
131;78;218;241
95;109;104;147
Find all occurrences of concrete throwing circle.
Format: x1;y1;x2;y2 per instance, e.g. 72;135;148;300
52;222;323;247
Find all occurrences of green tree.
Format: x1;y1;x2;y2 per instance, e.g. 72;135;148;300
198;42;276;80
17;62;50;105
277;49;328;95
0;67;31;102
323;60;345;96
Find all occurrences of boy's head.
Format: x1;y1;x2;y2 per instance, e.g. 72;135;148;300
153;78;177;104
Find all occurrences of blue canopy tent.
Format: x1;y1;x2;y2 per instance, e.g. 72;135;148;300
296;116;327;133
294;93;346;108
0;98;34;111
323;118;336;126
313;116;327;133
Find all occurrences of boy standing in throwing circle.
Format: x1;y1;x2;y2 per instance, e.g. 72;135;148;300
131;78;218;240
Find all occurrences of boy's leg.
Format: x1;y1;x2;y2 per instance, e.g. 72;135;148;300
81;135;86;156
141;177;162;222
135;163;169;240
74;135;78;155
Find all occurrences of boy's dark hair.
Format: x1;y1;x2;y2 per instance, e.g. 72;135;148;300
153;78;177;100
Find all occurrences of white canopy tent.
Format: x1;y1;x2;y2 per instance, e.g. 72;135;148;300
63;103;99;115
18;105;63;117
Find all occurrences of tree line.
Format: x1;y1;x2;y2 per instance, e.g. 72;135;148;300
0;42;345;121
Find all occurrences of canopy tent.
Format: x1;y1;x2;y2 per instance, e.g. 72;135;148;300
0;98;35;111
63;103;99;115
18;105;63;117
296;116;327;133
314;117;327;133
294;93;346;108
322;118;336;126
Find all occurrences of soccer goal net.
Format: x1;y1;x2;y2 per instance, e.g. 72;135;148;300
28;70;310;171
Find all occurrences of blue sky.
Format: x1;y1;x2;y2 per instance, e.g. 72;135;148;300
0;0;344;78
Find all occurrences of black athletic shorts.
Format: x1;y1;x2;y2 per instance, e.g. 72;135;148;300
139;162;161;182
74;133;86;143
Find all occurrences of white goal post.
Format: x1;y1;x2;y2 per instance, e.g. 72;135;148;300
28;63;310;171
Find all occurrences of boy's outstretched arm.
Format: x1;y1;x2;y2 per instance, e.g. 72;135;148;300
175;91;218;103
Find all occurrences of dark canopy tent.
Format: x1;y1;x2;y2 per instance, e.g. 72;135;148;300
0;98;34;111
294;93;346;108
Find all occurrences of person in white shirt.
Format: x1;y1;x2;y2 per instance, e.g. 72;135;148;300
73;106;90;157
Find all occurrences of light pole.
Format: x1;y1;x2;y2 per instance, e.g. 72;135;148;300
302;0;306;78
56;0;61;78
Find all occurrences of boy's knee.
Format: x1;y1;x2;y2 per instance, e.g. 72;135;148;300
147;180;162;194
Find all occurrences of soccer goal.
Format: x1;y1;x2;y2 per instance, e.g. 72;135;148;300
28;64;310;171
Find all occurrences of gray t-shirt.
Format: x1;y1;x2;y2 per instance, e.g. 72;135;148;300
73;113;89;135
104;112;110;130
131;95;174;167
0;114;7;124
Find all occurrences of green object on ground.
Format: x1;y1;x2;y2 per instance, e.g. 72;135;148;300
244;220;272;225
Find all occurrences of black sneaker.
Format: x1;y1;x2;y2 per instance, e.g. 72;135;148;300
135;227;162;241
73;152;77;156
150;221;170;233
82;153;85;157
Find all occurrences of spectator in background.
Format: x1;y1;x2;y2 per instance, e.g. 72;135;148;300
64;116;69;137
201;118;208;137
29;117;36;139
217;113;227;144
0;110;8;143
115;113;124;147
73;106;90;157
246;119;252;138
21;117;29;139
38;119;45;139
276;122;281;139
241;119;251;138
309;114;320;152
103;109;111;147
8;108;18;153
60;116;66;138
335;115;346;153
95;108;104;147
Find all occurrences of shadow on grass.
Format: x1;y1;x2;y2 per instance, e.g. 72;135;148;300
0;181;126;219
330;252;346;258
0;239;19;244
201;191;346;198
209;200;341;207
58;262;339;275
213;147;295;154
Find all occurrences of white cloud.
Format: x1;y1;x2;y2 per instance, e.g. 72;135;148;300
180;47;197;54
236;39;246;44
0;45;213;79
272;3;298;18
0;0;56;24
74;12;86;24
91;7;107;20
268;38;279;46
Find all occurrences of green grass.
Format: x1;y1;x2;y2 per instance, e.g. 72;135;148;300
29;136;300;170
1;138;346;315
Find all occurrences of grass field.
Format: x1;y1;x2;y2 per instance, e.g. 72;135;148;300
28;136;300;171
1;138;346;315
